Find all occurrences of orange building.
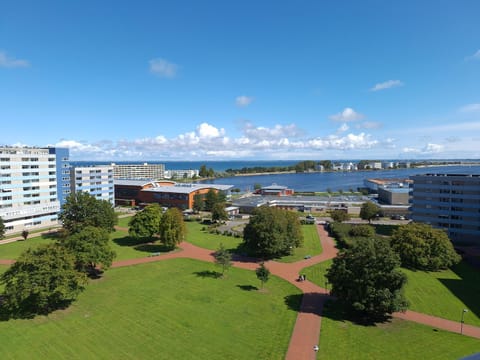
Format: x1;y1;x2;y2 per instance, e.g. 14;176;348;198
114;180;233;209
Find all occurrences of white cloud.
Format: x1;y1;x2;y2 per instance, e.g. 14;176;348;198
370;80;404;92
49;120;388;160
459;103;480;113
356;121;382;129
242;122;303;140
0;51;30;68
149;58;178;78
337;123;349;133
401;143;444;154
329;107;364;122
423;143;444;153
235;95;254;107
197;122;225;138
465;49;480;61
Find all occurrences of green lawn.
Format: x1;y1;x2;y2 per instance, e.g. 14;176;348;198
185;221;243;251
402;262;480;327
0;259;301;359
0;236;54;260
0;265;7;292
277;224;323;263
302;259;333;288
117;215;133;228
317;301;480;359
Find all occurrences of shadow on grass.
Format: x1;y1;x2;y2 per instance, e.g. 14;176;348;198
237;285;258;291
193;270;221;279
284;293;392;325
113;236;153;247
134;244;172;254
438;261;480;322
0;298;73;321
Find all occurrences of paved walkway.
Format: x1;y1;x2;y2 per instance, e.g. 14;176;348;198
2;223;480;358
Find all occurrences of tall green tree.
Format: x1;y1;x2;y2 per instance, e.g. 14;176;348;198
243;206;303;258
128;204;162;240
159;208;186;249
390;223;460;271
211;202;228;223
0;216;5;239
256;263;270;289
359;201;380;223
204;189;219;211
214;243;232;276
59;192;117;234
59;226;116;275
199;164;208;177
330;209;351;223
326;238;408;319
192;193;204;212
0;244;87;317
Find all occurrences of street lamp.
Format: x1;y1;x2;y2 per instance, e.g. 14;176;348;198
461;309;468;335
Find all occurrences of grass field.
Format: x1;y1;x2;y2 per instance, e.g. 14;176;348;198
0;265;7;292
0;259;301;359
302;259;480;327
117;215;133;228
277;224;323;263
402;262;480;327
0;236;54;260
185;221;243;251
317;301;480;359
302;259;333;288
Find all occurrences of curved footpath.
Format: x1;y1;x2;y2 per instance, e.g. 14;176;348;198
2;225;480;358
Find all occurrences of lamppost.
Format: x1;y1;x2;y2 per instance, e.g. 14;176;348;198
324;276;329;295
461;309;468;335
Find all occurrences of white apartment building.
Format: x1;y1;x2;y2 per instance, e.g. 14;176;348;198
71;166;114;205
0;147;62;234
164;169;199;179
112;163;165;180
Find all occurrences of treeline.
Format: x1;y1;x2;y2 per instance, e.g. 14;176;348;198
224;160;334;174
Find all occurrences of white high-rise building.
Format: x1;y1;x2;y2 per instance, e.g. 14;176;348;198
0;147;65;234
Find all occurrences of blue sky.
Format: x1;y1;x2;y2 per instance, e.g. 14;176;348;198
1;0;480;160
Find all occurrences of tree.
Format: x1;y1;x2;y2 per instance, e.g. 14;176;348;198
21;230;29;241
326;238;408;319
199;164;208;178
348;224;375;238
159;208;186;249
59;226;116;275
243;206;303;258
192;193;204;213
330;209;350;223
211;203;228;223
0;216;5;239
0;244;87;317
360;201;380;223
59;192;117;234
390;223;461;271
256;263;270;289
214;243;232;276
204;188;226;211
128;204;161;240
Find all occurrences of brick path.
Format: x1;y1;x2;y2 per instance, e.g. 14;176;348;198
2;223;480;358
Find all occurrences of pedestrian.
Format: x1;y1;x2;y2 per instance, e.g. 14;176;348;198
303;274;307;281
313;345;319;352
